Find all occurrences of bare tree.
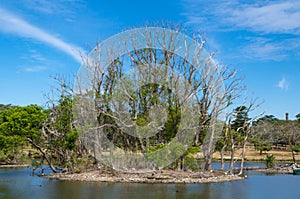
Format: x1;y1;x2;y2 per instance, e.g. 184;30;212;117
74;25;246;172
238;99;263;175
224;97;263;175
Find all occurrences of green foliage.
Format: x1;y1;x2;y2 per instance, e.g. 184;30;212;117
291;142;300;152
147;143;200;170
250;137;272;154
296;113;300;122
0;105;46;138
231;106;250;135
0;134;25;163
146;144;169;168
182;146;201;171
0;104;46;163
258;145;272;153
265;154;275;168
0;104;13;113
65;131;78;150
31;158;44;169
215;138;225;152
183;146;200;156
254;115;279;125
184;156;200;171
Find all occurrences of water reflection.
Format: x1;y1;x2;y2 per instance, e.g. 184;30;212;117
1;167;300;199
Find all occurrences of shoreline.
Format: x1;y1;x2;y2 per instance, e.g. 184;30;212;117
44;165;295;184
2;163;294;183
0;164;29;168
44;169;245;184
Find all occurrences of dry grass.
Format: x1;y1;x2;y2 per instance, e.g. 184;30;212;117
212;147;300;161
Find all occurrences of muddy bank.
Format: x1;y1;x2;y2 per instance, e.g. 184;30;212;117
44;169;244;184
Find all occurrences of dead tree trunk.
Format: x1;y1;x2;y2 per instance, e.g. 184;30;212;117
228;128;235;174
27;138;58;173
238;133;249;175
292;150;296;164
221;143;227;171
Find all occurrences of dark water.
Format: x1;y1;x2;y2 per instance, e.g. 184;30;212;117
1;166;300;199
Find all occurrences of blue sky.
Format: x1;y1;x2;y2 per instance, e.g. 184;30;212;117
0;0;299;119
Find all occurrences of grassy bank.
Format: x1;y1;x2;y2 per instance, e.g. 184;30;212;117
212;147;299;162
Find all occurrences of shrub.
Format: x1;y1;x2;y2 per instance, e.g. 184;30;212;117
265;154;275;168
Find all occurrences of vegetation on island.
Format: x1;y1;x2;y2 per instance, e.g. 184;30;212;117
1;27;300;177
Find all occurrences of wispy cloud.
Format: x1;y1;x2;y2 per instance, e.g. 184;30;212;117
23;66;47;72
19;49;49;72
241;37;300;61
225;1;300;34
20;49;47;62
20;0;85;21
182;0;300;34
182;0;300;61
277;77;289;91
22;0;73;15
0;7;84;63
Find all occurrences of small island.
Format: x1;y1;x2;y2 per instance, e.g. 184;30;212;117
1;28;300;185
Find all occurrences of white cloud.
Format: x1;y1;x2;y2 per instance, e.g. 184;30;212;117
241;37;300;61
277;77;289;90
182;0;300;61
20;49;47;62
23;66;47;72
226;1;300;34
22;0;71;15
20;0;84;21
0;7;84;63
183;0;300;35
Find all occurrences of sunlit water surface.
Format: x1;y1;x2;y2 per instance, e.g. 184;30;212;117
1;163;300;199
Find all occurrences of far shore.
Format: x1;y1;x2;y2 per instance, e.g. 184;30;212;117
212;147;300;162
0;164;30;168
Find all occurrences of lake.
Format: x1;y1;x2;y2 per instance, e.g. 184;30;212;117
1;165;300;199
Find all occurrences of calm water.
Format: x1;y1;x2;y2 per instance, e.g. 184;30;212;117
1;165;300;199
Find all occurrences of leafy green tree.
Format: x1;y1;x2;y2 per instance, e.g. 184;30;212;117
0;104;13;112
35;95;83;173
265;154;275;168
296;113;300;122
0;105;46;164
231;106;250;135
250;137;272;155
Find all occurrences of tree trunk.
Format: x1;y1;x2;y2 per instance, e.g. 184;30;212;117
194;132;199;146
229;142;235;174
238;134;248;176
203;117;217;171
221;143;227;170
203;154;212;171
292;150;296;163
146;137;149;152
27;138;58;173
180;156;185;171
139;137;145;153
175;156;185;171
